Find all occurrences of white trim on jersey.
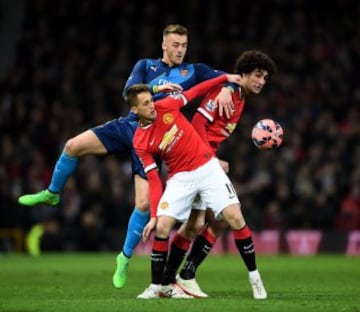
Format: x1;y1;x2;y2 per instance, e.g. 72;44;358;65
179;94;188;106
144;162;157;173
197;107;214;122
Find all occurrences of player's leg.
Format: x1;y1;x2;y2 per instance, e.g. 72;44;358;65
221;204;267;299
176;211;228;298
18;130;106;206
186;157;266;299
138;215;193;299
138;173;195;299
165;209;209;298
162;210;204;281
113;174;150;289
137;215;177;299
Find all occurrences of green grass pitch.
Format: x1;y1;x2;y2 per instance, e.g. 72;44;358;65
1;253;359;312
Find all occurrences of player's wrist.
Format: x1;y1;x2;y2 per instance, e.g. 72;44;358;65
225;85;235;93
152;85;159;94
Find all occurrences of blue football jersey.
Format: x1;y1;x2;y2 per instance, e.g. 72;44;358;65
122;59;225;100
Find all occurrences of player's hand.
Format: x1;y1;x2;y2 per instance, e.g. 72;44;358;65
142;217;157;242
218;159;229;173
214;86;234;119
158;83;183;93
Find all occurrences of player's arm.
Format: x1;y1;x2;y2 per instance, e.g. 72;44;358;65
135;148;163;218
182;75;228;104
195;63;238;118
141;166;163;242
183;74;242;104
122;59;148;98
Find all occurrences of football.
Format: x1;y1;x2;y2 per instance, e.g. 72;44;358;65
251;119;284;150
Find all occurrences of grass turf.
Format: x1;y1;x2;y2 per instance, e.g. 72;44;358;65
0;253;359;312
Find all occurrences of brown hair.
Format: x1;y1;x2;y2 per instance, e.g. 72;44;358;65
125;83;150;107
163;24;188;39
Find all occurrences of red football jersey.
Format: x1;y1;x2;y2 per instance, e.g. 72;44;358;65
133;75;227;216
192;85;245;152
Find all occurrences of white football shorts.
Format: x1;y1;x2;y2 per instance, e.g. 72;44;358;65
157;157;240;222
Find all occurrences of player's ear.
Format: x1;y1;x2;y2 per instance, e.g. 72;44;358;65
131;106;138;114
162;40;166;51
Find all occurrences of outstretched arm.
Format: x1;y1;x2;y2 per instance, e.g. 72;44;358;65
182;74;242;104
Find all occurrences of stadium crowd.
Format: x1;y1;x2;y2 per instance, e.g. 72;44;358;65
0;0;359;251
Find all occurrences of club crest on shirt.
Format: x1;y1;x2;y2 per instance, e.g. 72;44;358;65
205;99;215;112
163;113;174;124
160;201;169;209
180;69;189;76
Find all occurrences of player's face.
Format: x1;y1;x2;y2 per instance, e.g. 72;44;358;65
134;92;157;124
243;69;269;94
162;34;188;66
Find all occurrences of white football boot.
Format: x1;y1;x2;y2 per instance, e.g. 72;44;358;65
137;284;161;299
160;283;194;299
176;274;208;298
249;276;267;299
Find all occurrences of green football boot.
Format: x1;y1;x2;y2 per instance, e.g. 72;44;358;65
112;252;129;289
18;189;60;206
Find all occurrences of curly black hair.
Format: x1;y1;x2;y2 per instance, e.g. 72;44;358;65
234;50;277;80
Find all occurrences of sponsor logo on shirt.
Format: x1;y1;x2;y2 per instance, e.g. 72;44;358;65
160;201;169;209
159;124;179;151
163;113;174;124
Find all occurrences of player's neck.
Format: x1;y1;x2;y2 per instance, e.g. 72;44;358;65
139;118;153;127
239;86;248;99
161;57;175;67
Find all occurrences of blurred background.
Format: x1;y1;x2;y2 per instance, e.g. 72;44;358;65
0;0;359;254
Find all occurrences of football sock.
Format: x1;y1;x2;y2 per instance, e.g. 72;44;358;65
48;151;79;193
122;207;150;258
180;227;216;280
162;234;191;284
151;237;168;284
233;225;257;271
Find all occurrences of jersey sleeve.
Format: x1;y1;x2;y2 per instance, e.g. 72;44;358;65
182;75;227;104
134;143;163;218
145;170;163;218
122;59;147;98
194;63;225;81
194;63;237;92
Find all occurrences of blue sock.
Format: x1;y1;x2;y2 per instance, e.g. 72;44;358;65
48;151;79;193
122;207;150;258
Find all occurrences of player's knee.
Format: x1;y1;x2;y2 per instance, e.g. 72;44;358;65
223;204;246;229
64;138;81;157
182;219;204;240
188;217;205;234
156;221;172;238
208;219;228;237
135;198;150;212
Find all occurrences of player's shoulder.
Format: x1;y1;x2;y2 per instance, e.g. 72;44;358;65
134;58;162;68
192;62;214;70
119;111;139;122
